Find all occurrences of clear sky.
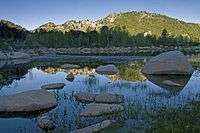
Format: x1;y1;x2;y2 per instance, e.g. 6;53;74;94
0;0;200;30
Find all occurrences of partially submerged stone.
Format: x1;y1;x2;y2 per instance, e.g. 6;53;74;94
71;120;112;133
61;63;80;69
38;116;56;131
66;73;75;82
74;92;96;103
162;80;183;87
0;51;7;60
0;89;57;114
80;103;124;117
142;51;194;75
41;83;65;90
95;93;124;104
96;64;119;75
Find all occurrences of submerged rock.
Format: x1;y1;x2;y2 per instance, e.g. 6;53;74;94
146;74;190;95
162;80;183;87
80;103;124;117
0;60;6;69
74;92;96;103
71;120;112;133
0;89;57;114
6;59;31;65
95;93;124;104
0;51;7;60
8;52;30;59
61;63;80;69
38;116;56;131
96;64;119;75
142;51;194;75
41;83;65;90
66;73;75;82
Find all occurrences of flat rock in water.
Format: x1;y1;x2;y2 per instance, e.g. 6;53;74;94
142;51;194;75
80;103;124;117
74;92;96;103
41;83;65;90
95;93;124;104
71;120;112;133
162;80;183;87
61;64;80;69
96;64;119;75
38;116;56;130
0;89;57;113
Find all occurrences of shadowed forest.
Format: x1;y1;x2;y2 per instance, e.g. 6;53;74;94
0;24;199;50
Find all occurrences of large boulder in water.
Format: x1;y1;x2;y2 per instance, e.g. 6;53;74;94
0;89;57;114
142;51;194;75
96;64;119;75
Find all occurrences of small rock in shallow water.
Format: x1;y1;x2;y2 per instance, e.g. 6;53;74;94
0;51;7;60
80;103;124;117
96;64;119;75
66;73;75;82
95;93;124;104
71;120;112;133
74;92;96;103
61;63;80;69
41;83;65;90
38;116;56;130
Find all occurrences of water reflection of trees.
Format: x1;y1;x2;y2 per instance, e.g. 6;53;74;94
0;63;31;89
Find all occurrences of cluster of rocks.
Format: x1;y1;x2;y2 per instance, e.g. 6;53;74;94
71;92;124;132
69;92;124;132
74;92;124;116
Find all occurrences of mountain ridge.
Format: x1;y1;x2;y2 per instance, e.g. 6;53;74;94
33;11;200;41
1;11;200;49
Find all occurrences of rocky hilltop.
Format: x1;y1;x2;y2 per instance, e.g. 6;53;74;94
34;11;200;40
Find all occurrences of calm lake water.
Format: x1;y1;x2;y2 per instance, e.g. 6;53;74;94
0;57;200;133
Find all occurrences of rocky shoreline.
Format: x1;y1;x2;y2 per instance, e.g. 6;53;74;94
0;46;198;60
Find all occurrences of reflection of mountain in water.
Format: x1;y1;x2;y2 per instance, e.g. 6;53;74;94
42;64;147;82
145;74;191;95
